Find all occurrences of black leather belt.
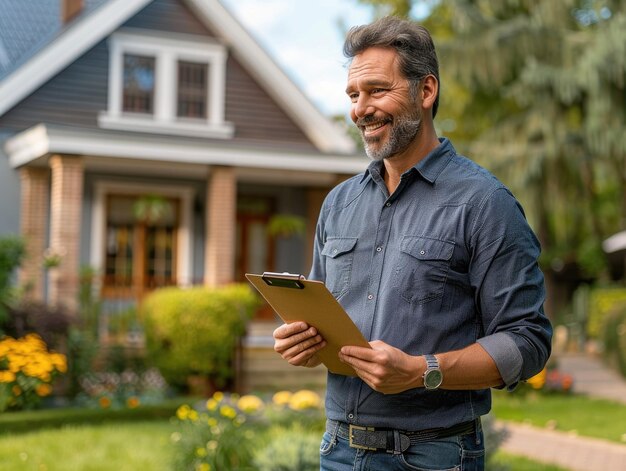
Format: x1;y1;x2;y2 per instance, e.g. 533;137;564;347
326;419;476;454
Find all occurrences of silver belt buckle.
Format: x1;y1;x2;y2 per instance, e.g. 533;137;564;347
349;424;377;451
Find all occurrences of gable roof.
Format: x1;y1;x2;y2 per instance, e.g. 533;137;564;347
0;0;356;154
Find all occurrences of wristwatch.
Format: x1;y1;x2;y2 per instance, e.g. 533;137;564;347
423;354;443;390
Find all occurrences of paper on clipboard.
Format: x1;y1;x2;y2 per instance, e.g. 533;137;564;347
245;272;370;376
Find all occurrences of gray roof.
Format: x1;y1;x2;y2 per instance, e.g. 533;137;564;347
0;0;109;80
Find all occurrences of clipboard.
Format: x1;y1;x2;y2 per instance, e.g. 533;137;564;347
245;272;371;376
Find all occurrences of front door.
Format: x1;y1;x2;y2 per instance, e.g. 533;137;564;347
102;194;179;301
235;196;276;320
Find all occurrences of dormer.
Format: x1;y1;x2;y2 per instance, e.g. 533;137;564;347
98;29;234;139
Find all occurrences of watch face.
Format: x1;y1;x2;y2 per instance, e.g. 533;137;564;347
425;369;443;389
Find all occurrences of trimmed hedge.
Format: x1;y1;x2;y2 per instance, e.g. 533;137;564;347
141;284;259;390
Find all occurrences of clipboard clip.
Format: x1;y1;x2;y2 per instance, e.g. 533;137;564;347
261;272;306;289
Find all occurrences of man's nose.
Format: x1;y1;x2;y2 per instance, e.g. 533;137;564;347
353;94;373;119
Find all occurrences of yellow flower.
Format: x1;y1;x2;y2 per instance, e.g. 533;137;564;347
0;370;15;383
212;391;224;402
237;394;264;413
219;405;237;419
126;396;140;409
195;463;211;471
272;390;292;406
206;398;219;411
36;383;53;397
99;396;112;409
177;404;191;420
527;368;547;390
195;447;208;457
289;390;321;410
12;385;22;396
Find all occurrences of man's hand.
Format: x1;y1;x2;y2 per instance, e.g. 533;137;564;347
339;340;421;394
273;322;326;368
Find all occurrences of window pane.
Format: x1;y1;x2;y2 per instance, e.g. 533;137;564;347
123;54;155;113
177;61;208;118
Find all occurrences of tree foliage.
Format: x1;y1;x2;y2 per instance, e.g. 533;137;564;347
354;0;626;281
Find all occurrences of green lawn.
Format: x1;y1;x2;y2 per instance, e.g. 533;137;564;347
2;391;622;471
0;420;173;471
492;389;626;444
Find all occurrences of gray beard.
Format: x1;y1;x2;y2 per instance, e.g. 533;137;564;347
362;113;422;162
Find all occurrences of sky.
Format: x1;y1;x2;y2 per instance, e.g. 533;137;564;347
220;0;376;116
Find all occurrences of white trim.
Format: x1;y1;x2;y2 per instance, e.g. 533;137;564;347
0;0;152;116
91;181;195;288
5;125;368;174
99;29;233;138
185;0;356;154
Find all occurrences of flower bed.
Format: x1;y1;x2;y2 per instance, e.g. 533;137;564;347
171;390;325;471
0;333;67;411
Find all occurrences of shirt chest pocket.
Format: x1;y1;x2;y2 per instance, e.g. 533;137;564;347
321;237;358;299
393;236;454;304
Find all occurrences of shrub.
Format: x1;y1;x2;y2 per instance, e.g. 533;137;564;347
0;333;67;412
141;284;259;390
601;304;626;378
587;287;626;339
5;300;75;351
0;236;25;328
253;423;321;471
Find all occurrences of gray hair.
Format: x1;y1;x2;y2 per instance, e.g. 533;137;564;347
343;16;440;118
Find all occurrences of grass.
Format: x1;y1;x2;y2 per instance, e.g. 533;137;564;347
1;391;622;470
0;420;173;471
491;389;626;444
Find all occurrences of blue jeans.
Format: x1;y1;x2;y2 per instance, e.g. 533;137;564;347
320;419;484;471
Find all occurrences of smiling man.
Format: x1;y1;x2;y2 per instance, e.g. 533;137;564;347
273;16;552;471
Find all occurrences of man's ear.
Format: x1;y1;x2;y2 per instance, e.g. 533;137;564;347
420;75;438;114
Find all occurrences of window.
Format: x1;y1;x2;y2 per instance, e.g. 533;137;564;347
103;194;178;296
123;54;155;113
99;30;234;138
178;61;208;119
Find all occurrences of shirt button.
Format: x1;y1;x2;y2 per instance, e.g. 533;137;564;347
376;246;382;252
420;250;425;255
367;294;374;300
348;413;354;419
333;249;338;254
385;202;391;207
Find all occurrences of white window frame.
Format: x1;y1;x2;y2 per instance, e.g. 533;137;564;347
99;29;234;139
91;181;195;289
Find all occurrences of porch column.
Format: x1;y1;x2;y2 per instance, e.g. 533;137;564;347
204;166;236;286
48;155;84;310
19;167;49;300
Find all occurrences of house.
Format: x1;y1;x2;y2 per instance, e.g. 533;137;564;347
0;0;366;390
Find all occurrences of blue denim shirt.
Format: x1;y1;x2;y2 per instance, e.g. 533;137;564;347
309;138;552;431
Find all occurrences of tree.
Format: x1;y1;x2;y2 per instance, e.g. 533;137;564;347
354;0;626;285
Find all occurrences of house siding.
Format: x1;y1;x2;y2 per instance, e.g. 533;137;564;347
0;0;316;150
0;147;21;236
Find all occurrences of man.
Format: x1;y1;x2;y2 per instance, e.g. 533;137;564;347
273;16;552;471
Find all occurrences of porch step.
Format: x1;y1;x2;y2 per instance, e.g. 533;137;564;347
239;321;327;393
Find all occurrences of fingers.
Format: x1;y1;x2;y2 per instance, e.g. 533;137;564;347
273;322;326;367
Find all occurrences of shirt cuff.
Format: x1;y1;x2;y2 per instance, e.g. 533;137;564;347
477;332;523;389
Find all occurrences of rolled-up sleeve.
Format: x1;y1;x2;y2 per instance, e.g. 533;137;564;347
470;188;552;388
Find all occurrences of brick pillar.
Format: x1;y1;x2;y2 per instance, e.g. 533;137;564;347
204;166;236;286
48;155;84;309
19;167;50;300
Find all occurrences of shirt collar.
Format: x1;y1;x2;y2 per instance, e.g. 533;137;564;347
359;137;456;185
